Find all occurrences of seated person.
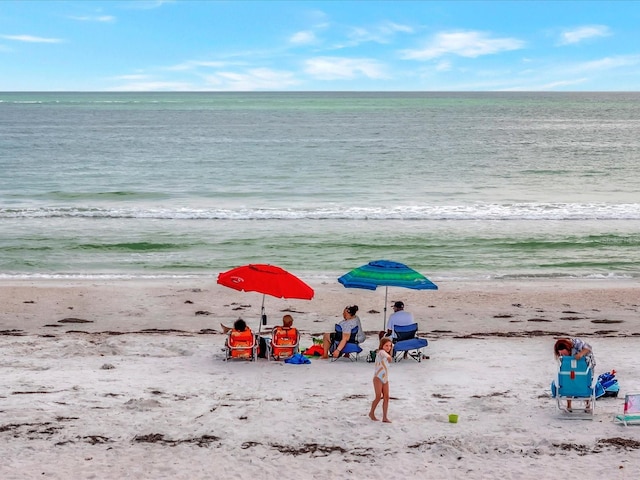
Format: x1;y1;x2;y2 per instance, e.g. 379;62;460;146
385;301;418;359
221;314;294;335
224;316;297;358
272;314;296;339
385;301;415;339
270;314;299;359
226;319;255;358
322;305;365;359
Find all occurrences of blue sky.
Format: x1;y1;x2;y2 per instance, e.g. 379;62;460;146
1;0;639;91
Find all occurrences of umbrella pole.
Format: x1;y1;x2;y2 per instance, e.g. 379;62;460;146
383;286;388;332
259;294;266;336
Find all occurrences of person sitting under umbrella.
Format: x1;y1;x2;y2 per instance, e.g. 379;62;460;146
385;301;417;359
224;318;256;359
322;305;365;359
385;301;415;338
220;314;293;335
222;315;297;358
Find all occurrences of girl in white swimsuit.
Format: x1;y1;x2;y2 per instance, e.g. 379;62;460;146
369;337;393;423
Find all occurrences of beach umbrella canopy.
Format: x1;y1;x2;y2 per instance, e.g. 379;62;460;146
217;264;314;332
338;259;437;329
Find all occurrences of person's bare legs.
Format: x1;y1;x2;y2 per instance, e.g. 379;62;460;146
369;378;383;420
381;382;391;423
321;333;331;359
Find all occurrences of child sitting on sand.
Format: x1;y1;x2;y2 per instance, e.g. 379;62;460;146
369;336;393;423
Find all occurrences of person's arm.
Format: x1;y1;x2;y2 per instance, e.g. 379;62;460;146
332;337;348;357
573;338;592;359
574;347;591;360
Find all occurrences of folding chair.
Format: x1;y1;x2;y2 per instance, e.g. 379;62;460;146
392;323;428;362
555;356;595;418
224;328;257;361
267;326;300;361
614;392;640;426
329;324;362;362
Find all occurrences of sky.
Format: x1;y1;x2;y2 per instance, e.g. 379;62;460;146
1;0;639;92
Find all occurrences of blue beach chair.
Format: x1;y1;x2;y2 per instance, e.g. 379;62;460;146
329;324;362;362
555;356;595;418
392;323;428;362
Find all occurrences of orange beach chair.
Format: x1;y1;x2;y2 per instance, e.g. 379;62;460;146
225;328;257;361
268;326;300;360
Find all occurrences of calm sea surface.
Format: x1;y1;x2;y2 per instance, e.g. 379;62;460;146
1;92;639;281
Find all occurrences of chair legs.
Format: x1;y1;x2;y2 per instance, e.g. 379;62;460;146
393;349;424;362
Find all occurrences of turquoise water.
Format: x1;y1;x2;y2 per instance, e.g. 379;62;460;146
1;92;639;280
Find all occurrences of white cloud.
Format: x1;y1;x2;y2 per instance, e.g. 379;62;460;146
1;34;63;43
69;15;115;22
401;31;524;60
204;68;300;91
346;21;414;46
290;30;317;45
304;56;388;80
108;81;194;91
435;60;452;72
538;78;588;89
166;60;234;71
121;0;174;10
571;54;640;72
111;74;150;81
559;25;611;45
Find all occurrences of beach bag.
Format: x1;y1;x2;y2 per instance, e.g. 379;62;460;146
302;345;324;357
596;370;619;398
258;336;268;358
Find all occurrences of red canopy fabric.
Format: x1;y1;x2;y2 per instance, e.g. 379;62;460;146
216;264;314;300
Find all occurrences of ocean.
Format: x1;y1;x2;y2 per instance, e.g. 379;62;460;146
1;91;639;282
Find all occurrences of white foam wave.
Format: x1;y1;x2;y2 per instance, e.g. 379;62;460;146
2;203;640;220
0;271;635;281
0;273;207;280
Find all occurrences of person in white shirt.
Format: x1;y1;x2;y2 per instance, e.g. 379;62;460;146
385;301;415;339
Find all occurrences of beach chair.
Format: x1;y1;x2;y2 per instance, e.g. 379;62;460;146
329;324;362;362
392;323;428;362
555;356;595;418
614;392;640;426
224;328;257;361
267;326;300;361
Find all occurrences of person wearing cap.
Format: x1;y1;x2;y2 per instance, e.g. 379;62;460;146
385;301;415;339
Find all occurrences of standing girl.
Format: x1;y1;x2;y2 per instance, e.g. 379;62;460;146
369;337;393;423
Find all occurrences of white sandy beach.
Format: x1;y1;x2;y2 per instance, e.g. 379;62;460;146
1;278;639;479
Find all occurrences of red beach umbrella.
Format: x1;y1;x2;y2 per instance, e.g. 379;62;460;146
217;264;314;332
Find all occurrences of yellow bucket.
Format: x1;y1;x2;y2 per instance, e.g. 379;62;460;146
448;414;459;423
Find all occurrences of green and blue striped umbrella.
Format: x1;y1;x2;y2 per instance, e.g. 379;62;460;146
338;260;438;329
